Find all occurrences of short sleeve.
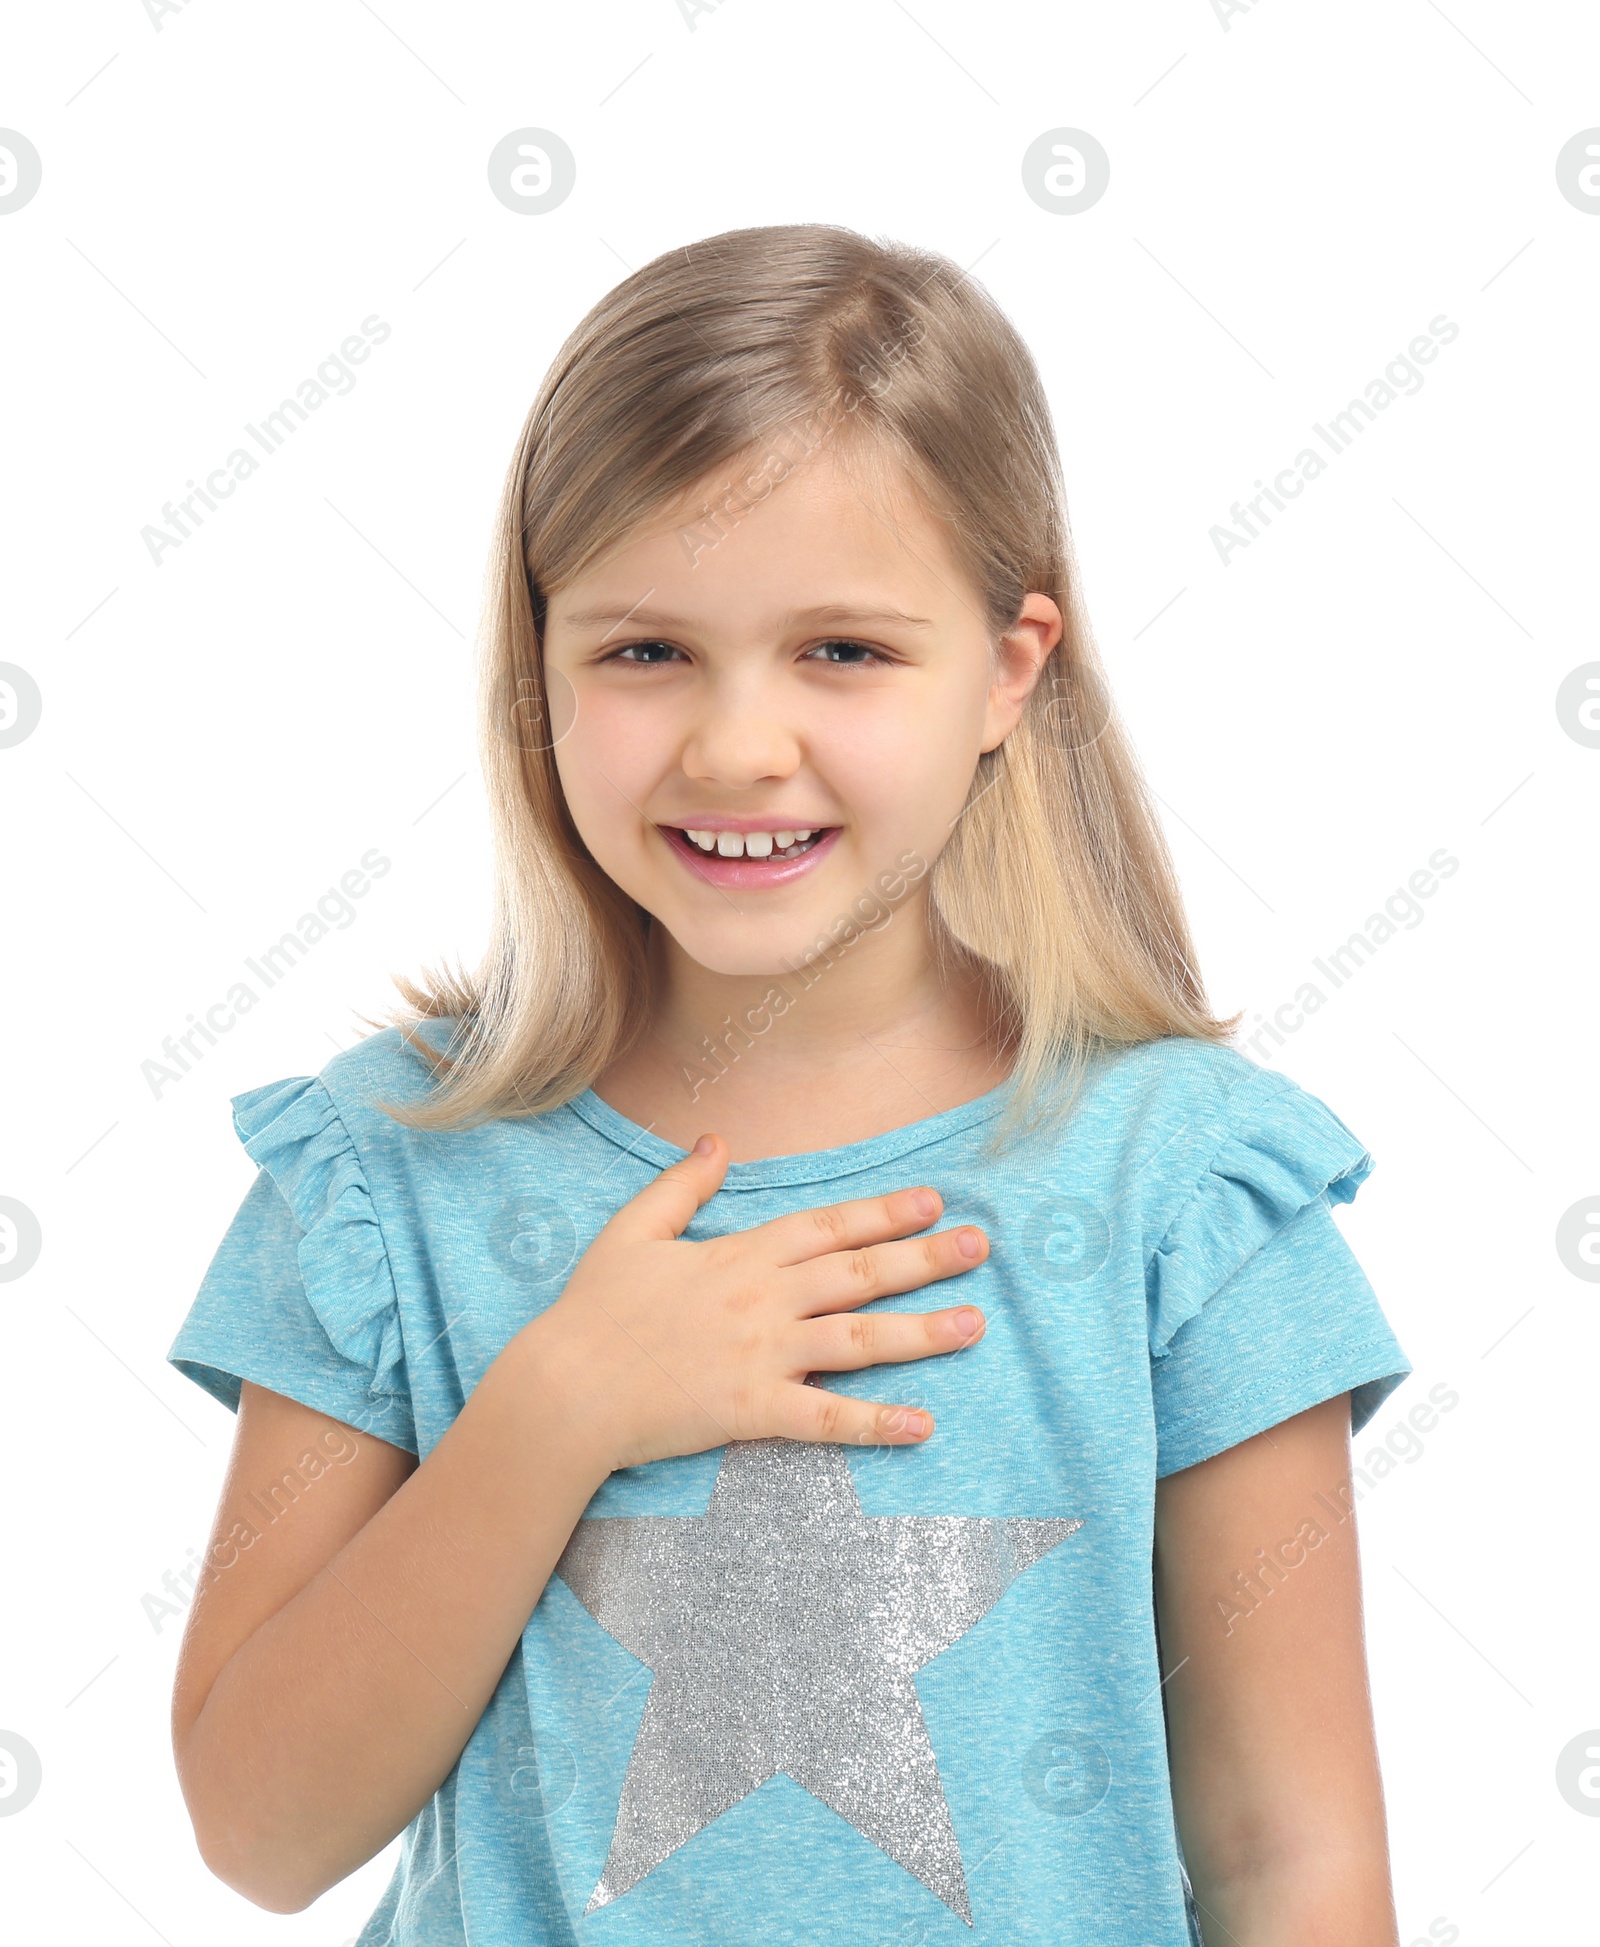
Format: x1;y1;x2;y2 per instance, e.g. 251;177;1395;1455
1146;1073;1410;1476
167;1076;418;1454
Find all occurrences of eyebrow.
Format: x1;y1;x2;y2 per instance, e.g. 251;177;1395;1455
560;602;936;632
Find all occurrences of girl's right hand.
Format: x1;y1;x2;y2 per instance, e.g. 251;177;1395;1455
527;1132;989;1473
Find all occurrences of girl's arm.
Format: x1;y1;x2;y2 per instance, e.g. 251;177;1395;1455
1153;1394;1401;1947
171;1352;609;1913
171;1145;991;1912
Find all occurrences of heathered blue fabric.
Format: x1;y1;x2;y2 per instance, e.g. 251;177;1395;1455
168;1024;1410;1945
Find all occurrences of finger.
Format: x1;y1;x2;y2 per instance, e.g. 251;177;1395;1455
798;1302;985;1372
789;1224;989;1315
754;1185;947;1268
768;1381;936;1447
603;1134;730;1244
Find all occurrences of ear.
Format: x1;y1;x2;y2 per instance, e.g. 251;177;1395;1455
980;595;1064;753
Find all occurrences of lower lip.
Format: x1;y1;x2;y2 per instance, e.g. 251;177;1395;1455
659;825;842;889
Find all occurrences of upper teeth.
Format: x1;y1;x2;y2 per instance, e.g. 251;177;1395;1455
682;828;814;856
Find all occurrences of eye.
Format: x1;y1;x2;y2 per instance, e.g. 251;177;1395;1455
602;639;685;667
803;638;895;668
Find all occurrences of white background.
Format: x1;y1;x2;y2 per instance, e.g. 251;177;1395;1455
2;2;1596;1942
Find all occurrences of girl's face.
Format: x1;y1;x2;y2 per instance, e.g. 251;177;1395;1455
541;438;1061;977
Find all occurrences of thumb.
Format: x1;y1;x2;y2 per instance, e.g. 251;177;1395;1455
606;1133;728;1243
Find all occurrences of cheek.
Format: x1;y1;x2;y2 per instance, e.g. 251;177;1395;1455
821;693;982;835
554;690;663;832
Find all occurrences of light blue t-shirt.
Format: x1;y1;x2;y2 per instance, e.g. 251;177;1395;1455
168;1024;1410;1946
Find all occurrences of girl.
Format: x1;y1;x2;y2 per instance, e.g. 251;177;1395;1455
167;223;1411;1947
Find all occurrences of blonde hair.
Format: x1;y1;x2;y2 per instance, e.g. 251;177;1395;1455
372;222;1239;1151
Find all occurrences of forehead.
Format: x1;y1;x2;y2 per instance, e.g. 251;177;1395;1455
547;437;972;633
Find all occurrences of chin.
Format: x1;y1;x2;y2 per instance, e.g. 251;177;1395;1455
661;919;827;981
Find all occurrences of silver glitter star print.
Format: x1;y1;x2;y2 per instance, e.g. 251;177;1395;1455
553;1438;1084;1924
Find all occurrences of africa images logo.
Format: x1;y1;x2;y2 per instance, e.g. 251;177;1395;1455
139;315;392;567
1209;316;1460;566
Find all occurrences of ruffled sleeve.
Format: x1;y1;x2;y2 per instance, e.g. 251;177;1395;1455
1146;1073;1374;1358
1145;1068;1410;1474
231;1076;409;1406
167;1075;416;1452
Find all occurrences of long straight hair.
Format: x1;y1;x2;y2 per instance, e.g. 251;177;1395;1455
372;223;1239;1150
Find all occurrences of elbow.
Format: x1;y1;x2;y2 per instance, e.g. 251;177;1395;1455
179;1764;335;1914
1187;1831;1396;1937
192;1821;331;1915
176;1719;338;1913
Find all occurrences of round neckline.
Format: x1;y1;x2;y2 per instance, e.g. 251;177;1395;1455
565;1070;1019;1190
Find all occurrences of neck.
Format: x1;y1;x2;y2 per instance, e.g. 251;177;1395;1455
591;891;1013;1159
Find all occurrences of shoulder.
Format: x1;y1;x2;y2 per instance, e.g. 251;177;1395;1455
1064;1036;1377;1356
1028;1027;1375;1260
312;1020;459;1132
1062;1033;1309;1170
1082;1028;1269;1105
1072;1032;1373;1198
224;1019;466;1202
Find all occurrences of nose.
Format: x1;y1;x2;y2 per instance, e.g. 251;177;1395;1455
679;670;803;790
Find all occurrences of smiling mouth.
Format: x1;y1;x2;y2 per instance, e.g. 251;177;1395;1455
670;826;832;861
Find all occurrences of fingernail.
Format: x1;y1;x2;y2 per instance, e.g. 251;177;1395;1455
913;1189;939;1219
952;1307;981;1341
692;1135;715;1156
879;1406;931;1438
956;1227;983;1259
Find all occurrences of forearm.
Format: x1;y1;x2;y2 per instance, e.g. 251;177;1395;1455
177;1317;608;1912
1158;1400;1400;1947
